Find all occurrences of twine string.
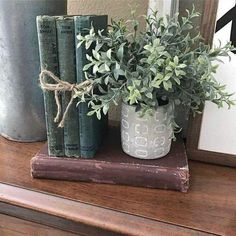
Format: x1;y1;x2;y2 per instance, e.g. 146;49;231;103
39;70;93;128
54;88;61;123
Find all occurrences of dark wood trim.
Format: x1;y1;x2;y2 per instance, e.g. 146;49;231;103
0;183;210;236
187;149;236;167
0;213;79;236
0;202;119;236
186;114;203;154
201;0;219;45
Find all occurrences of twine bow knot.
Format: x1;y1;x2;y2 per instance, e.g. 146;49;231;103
39;70;93;128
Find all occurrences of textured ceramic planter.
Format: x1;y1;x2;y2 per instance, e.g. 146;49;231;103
121;102;173;159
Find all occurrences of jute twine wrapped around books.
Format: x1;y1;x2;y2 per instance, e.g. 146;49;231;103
39;70;93;128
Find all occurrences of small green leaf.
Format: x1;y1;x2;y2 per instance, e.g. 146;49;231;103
89;26;95;35
174;56;179;65
134;79;141;86
76;34;84;41
146;92;153;99
113;69;125;80
92;49;100;60
173;77;180;85
98;64;106;73
166;66;172;71
105;63;110;71
86;54;93;62
153;38;160;46
77;41;83;48
96;110;101;120
156;59;164;66
83;63;93;71
87;110;96;116
140;87;147;92
115;62;120;70
150;67;157;74
175;69;180;76
114;69;119;80
107;49;112;59
127;85;134;91
144;45;153;52
164;73;172;81
102;104;109;115
93;64;99;74
163;81;169;90
153;80;162;88
134;89;142;99
104;76;110;85
85;40;93;49
95;43;103;51
117;45;124;60
178;64;187;68
155;73;164;80
183;23;193;30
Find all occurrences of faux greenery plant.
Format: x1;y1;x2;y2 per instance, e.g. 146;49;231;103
76;8;235;122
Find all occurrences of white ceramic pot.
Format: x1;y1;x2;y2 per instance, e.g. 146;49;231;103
121;102;173;159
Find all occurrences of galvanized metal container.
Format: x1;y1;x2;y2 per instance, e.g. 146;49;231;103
121;102;173;159
0;0;67;142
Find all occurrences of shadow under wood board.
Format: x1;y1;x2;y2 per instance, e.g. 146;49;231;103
184;0;236;167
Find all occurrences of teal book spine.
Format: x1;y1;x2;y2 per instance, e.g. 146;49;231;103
92;16;109;148
56;16;80;157
74;15;108;158
36;16;64;156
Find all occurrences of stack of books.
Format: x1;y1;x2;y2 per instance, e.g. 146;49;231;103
36;15;108;158
31;126;189;192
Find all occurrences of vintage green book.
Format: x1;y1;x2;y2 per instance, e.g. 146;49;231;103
92;16;109;149
36;16;64;156
56;16;80;157
74;15;108;158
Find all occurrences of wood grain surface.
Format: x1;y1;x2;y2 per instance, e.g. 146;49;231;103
0;136;236;235
0;214;78;236
0;202;121;236
0;184;210;236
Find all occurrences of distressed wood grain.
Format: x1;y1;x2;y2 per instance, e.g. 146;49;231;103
0;134;235;235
